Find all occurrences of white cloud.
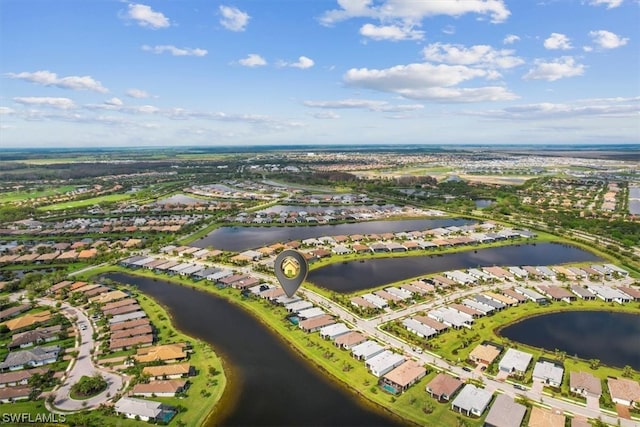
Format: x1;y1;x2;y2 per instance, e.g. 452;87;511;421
589;30;629;49
141;45;208;57
320;0;510;26
0;107;15;115
304;99;424;112
126;89;150;99
477;96;639;119
503;34;520;44
343;63;518;101
311;111;341;119
13;96;75;109
589;0;623;9
523;56;585;81
544;33;573;50
6;70;108;93
359;23;424;41
422;43;524;69
442;25;455;35
219;5;250;32
124;3;170;29
105;97;123;106
239;54;267;67
281;56;315;69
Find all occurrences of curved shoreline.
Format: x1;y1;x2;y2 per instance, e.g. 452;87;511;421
493;307;640;370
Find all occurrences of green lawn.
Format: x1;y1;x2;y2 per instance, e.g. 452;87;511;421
39;193;133;211
0;185;76;203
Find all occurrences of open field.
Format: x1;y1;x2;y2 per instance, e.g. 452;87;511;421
38;193;133;211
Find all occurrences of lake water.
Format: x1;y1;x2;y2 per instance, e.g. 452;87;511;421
500;311;640;370
103;273;402;427
474;199;495;208
307;243;601;293
194;218;475;251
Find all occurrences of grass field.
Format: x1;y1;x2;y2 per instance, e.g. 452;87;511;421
0;185;76;203
39;193;133;211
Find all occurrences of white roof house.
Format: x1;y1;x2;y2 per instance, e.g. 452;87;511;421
402;318;437;339
499;348;532;374
114;397;171;422
451;384;493;417
284;300;314;313
365;350;405;377
319;323;351;340
296;307;325;319
351;340;385;361
532;361;564;387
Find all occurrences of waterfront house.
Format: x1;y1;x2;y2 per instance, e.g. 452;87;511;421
319;323;350;340
569;372;602;398
451;384;492;417
365;350;405;377
142;363;193;380
114;396;175;422
333;331;366;349
426;373;463;401
483;394;526;427
131;379;188;397
607;377;640;407
299;315;335;333
498;348;532;376
532;360;564;387
351;340;385;361
380;360;426;394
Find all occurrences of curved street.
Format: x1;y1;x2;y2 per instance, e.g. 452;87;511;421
39;298;126;412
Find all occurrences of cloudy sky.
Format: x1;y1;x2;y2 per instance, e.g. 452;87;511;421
1;0;638;147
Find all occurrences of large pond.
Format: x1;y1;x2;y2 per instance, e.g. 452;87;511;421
194;218;475;251
307;243;601;293
500;311;640;370
103;273;401;427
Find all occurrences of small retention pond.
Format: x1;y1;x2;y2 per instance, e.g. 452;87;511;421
500;310;640;370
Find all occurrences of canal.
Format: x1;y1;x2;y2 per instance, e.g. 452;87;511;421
500;311;640;370
103;272;402;427
307;242;602;293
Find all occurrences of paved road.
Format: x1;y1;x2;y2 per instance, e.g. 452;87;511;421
39;298;125;411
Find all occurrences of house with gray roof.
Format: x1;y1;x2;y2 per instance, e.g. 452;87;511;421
0;345;60;371
498;348;532;376
532;360;564;387
483;394;526;427
402;318;437;339
351;341;385;361
451;384;493;417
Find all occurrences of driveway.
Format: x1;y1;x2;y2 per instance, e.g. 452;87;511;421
39;299;125;411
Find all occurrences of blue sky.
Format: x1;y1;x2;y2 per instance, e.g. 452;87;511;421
1;0;638;147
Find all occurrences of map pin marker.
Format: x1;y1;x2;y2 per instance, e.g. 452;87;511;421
274;249;309;297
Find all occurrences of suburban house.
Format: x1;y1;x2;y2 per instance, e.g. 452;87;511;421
450;384;493;417
527;406;565;427
299;315;335;333
0;367;48;387
569;372;602;398
351;341;385;361
333;331;367;350
425;373;463;401
468;343;501;366
8;325;62;349
114;396;175;422
379;360;426;394
0;345;61;371
142;363;193;380
498;349;532;377
3;311;52;332
365;351;405;377
131;379;189;397
483;394;526;427
0;385;31;403
532;360;564;388
607;377;640;407
134;343;187;364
